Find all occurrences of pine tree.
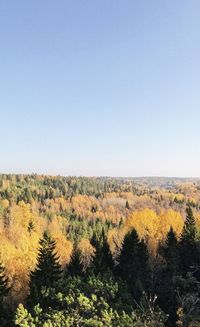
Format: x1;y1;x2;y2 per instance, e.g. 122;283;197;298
179;206;199;277
117;228;149;301
29;231;62;303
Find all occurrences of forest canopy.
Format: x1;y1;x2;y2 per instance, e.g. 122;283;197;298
0;175;200;326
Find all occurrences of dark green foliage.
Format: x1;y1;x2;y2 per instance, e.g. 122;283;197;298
90;229;114;274
163;227;180;275
66;213;113;243
67;246;84;276
179;206;200;277
0;263;11;326
117;228;150;301
182;205;197;241
157;228;180;326
15;274;167;327
0;263;10;302
125;200;130;209
175;273;200;326
29;231;62;305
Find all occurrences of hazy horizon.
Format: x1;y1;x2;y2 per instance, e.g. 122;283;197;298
0;170;199;180
1;1;200;176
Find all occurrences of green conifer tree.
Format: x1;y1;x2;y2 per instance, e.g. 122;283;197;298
90;229;114;274
29;231;62;304
179;206;199;277
157;228;179;326
67;246;83;276
164;227;180;275
182;205;196;241
117;228;149;301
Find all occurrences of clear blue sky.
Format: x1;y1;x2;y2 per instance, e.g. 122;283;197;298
0;1;200;177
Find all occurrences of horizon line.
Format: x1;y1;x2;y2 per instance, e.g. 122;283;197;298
0;172;199;180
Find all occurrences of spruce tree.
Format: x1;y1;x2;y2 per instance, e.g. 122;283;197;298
67;247;83;276
91;229;114;274
29;231;62;303
164;227;180;275
101;229;114;273
117;228;149;301
179;205;199;277
157;228;179;326
182;205;196;241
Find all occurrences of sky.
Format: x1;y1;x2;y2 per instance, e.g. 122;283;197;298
0;0;200;177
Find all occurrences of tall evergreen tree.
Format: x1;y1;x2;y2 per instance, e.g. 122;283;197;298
157;228;180;326
29;231;62;303
90;229;114;274
179;206;199;277
117;228;149;301
182;205;196;241
101;228;114;272
67;246;84;276
164;227;180;275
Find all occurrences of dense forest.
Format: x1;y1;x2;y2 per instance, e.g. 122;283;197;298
0;174;200;326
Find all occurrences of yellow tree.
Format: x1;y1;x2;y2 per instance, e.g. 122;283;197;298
78;238;95;272
125;209;160;254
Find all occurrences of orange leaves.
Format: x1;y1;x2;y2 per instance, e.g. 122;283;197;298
107;228;124;258
5;257;29;307
0;203;73;306
55;236;73;268
125;208;184;254
78;238;95;271
71;195;99;219
44;197;71;215
48;215;68;236
10;201;36;230
159;209;184;239
47;215;73;267
0;237;33;307
125;209;160;254
98;205;123;224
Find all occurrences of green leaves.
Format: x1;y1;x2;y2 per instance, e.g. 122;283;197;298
15;304;36;327
15;274;167;327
